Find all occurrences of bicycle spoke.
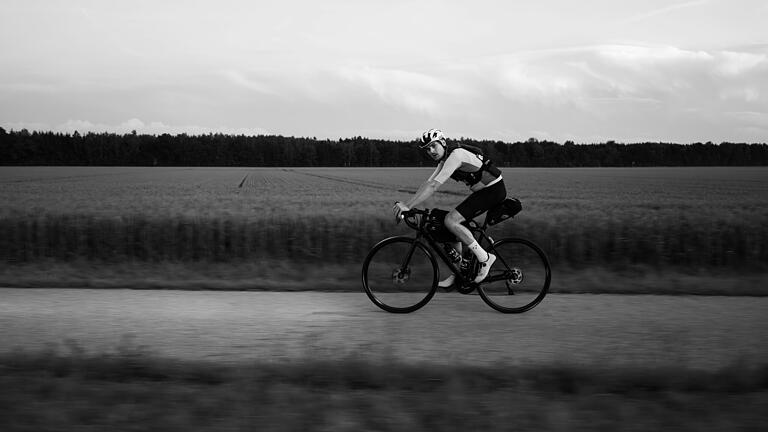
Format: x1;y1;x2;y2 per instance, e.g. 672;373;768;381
362;237;437;313
478;238;550;313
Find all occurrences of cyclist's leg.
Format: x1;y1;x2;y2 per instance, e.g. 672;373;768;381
438;240;462;287
446;208;488;262
444;211;475;245
446;181;507;281
446;180;507;249
454;242;463;256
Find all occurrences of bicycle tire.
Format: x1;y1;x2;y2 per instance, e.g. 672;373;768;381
362;236;438;313
477;238;551;313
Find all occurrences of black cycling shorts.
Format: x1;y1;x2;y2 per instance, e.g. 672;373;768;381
456;179;507;221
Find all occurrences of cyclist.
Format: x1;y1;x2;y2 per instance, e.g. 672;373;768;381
393;129;507;286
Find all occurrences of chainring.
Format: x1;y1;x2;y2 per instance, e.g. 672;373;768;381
457;282;477;294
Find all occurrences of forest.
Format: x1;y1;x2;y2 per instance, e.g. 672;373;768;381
1;127;766;167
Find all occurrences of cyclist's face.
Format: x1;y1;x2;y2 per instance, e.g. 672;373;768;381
425;142;444;160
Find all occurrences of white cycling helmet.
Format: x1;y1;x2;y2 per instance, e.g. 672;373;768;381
420;128;446;148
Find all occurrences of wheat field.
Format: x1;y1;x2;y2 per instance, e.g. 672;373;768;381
1;166;766;292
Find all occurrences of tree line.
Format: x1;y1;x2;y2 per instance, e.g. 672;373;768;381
1;127;766;167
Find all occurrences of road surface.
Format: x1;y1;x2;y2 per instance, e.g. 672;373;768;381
1;289;766;369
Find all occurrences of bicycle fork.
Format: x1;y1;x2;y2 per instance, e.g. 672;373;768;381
391;238;423;284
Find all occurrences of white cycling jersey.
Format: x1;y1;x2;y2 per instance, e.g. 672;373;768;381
428;148;503;191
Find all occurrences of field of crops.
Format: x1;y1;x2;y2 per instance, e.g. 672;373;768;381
1;166;767;293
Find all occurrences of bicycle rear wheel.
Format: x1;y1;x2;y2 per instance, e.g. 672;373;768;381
477;238;550;313
362;237;438;313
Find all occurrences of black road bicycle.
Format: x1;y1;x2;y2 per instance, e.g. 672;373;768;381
362;198;551;313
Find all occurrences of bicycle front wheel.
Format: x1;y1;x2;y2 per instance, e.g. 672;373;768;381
362;237;438;313
477;238;551;313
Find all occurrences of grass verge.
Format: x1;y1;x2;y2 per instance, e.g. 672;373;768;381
1;345;766;431
1;260;766;295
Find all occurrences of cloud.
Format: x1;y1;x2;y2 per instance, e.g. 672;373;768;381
6;119;269;136
427;44;766;142
0;82;60;93
118;120;269;136
724;111;768;139
479;56;585;106
317;43;766;142
715;51;768;76
119;118;146;131
725;111;768;126
59;119;101;132
720;87;761;102
337;66;472;116
222;70;277;95
627;0;712;22
3;121;49;132
3;40;766;143
485;44;766;106
596;44;713;66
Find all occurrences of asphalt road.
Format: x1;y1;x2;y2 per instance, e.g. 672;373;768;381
1;289;766;369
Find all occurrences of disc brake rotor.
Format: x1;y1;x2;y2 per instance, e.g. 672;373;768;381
391;268;411;285
508;268;523;284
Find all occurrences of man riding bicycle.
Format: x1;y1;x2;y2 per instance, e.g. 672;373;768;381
393;129;507;287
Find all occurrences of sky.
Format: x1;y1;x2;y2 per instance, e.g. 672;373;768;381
1;0;766;143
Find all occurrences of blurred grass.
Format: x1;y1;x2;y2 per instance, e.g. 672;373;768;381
2;167;766;294
1;212;766;271
1;260;766;295
0;214;768;272
0;212;767;294
1;342;766;431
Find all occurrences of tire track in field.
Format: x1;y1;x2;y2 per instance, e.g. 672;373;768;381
238;171;293;190
280;169;465;196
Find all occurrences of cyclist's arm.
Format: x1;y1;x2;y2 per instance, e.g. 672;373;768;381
426;163;442;183
405;154;463;208
405;179;441;209
404;163;444;209
411;163;442;196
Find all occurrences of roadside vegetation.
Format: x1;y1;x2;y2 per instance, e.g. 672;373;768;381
1;343;766;431
1;167;766;294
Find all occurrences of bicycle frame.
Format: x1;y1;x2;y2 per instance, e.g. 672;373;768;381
402;210;511;288
366;206;550;313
